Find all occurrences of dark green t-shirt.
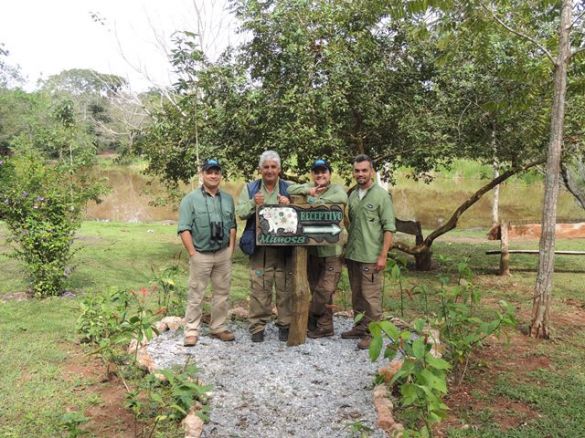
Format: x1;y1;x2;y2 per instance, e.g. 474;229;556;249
177;187;236;252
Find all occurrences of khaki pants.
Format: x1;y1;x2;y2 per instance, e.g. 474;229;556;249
184;247;232;337
346;259;383;332
248;246;293;334
308;254;342;329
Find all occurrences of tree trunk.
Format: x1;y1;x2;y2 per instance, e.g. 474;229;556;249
530;0;572;338
491;127;500;226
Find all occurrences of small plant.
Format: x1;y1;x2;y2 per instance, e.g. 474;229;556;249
436;259;516;381
126;361;211;437
386;258;408;317
77;287;159;373
60;411;89;438
369;319;451;437
150;265;186;316
345;419;373;437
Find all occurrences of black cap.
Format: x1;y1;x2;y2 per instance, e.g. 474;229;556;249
311;158;332;172
201;158;222;171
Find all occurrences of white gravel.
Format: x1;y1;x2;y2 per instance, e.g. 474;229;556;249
147;316;387;437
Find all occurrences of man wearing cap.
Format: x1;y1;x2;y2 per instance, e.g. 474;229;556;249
236;150;293;343
342;154;396;350
287;159;348;338
178;159;237;346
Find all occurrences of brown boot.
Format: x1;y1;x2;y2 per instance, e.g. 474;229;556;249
183;335;199;347
341;326;366;339
211;330;235;342
357;335;371;350
307;326;334;338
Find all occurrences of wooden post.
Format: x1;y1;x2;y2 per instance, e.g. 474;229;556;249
499;222;510;276
287;246;310;346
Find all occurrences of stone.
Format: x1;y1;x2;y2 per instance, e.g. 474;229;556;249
183;409;204;438
127;338;149;354
160;316;184;331
378;358;404;384
333;310;354;318
136;347;157;374
154;320;169;333
373;384;400;434
228;306;249;320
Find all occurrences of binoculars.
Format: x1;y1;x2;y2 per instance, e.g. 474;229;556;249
211;222;224;241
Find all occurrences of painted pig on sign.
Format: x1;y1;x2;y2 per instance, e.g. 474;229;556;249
259;207;298;234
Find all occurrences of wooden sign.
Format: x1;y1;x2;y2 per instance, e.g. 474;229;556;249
256;204;344;246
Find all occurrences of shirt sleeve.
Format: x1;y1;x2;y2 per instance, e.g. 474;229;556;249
236;183;255;220
323;184;348;204
379;192;396;232
177;196;193;234
287;183;310;195
228;196;237;230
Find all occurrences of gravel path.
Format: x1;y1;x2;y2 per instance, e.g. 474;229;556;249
148;316;386;437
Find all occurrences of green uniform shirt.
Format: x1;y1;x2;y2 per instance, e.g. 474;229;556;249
236;178;288;220
177;187;236;252
287;182;348;258
346;184;396;263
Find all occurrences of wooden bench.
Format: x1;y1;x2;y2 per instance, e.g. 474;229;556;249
487;221;585;275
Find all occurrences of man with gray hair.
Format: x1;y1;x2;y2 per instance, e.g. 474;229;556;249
236;150;293;342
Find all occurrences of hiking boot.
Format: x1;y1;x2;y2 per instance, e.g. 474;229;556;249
211;330;235;342
278;326;289;342
357;335;372;350
251;331;265;343
183;335;199;347
341;326;366;339
308;313;318;332
307;326;334;339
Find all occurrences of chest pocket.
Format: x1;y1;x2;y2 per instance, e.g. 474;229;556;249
194;209;210;228
223;211;234;222
364;203;378;222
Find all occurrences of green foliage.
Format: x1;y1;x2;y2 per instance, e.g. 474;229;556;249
369;319;451;436
372;258;518;435
126;363;211;436
436;259;517;373
77;287;160;368
0;153;102;296
60;411;89;438
150;265;187;317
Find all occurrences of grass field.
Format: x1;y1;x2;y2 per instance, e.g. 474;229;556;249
1;221;585;437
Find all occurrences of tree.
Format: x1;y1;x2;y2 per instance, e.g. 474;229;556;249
427;0;585;337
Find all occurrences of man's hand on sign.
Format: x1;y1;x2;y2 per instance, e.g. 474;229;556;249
308;185;328;197
278;195;290;205
254;192;265;205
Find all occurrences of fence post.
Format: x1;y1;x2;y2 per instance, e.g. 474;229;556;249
499;222;511;276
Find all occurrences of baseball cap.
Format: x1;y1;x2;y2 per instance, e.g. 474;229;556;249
201;158;222;171
311;158;332;172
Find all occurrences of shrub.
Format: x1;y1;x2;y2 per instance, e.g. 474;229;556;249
0;153;102;297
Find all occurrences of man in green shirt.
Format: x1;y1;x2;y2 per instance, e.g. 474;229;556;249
342;154;396;350
178;159;237;347
287;158;348;338
236;150;293;343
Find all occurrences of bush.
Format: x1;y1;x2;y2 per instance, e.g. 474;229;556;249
0;153;102;297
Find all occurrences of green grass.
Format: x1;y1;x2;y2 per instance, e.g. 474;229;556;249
1;222;585;436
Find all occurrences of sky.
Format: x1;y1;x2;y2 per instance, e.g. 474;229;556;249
0;0;240;91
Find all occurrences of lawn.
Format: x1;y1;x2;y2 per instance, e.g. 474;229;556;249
1;222;585;437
